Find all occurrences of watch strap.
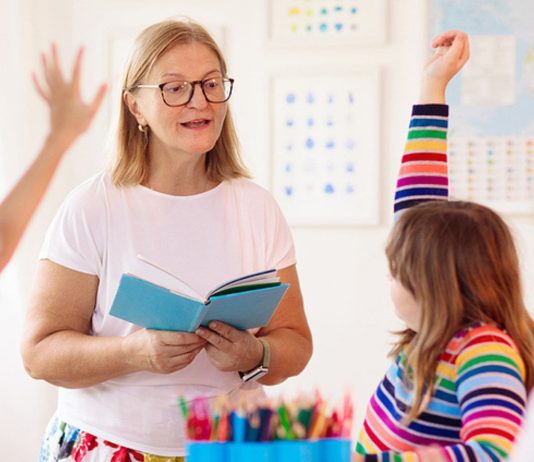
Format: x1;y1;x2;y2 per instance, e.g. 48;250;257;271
239;339;270;382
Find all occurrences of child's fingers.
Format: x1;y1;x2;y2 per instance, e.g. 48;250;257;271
41;50;56;89
41;52;51;85
431;29;463;48
32;72;49;102
459;33;470;65
49;43;65;83
71;46;84;90
441;31;467;64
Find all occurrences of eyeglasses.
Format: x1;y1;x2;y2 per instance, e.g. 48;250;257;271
129;77;234;107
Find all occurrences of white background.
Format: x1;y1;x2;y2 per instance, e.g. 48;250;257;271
1;0;533;459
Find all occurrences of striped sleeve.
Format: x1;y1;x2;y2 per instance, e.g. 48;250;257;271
443;326;528;461
358;326;528;462
394;104;449;220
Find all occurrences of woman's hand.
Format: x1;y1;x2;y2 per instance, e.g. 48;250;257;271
33;44;107;150
195;321;264;373
123;329;207;374
352;453;365;462
420;30;470;104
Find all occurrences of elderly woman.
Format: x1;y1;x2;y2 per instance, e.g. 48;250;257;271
22;19;312;461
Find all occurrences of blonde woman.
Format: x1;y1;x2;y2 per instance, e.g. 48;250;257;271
22;20;312;461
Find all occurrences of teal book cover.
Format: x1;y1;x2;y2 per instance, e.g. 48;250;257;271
109;273;289;332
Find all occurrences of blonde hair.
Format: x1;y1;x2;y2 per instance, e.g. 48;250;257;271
386;201;534;422
111;19;250;186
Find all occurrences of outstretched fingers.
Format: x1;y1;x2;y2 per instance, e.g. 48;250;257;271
50;43;65;83
71;46;84;96
32;71;49;102
43;43;65;90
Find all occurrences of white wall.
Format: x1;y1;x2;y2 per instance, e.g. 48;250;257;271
1;0;533;459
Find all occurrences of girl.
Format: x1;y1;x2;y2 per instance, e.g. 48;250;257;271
354;31;534;461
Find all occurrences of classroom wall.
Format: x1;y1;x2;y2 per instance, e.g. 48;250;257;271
1;0;533;459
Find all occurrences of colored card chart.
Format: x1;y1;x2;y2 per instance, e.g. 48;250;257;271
449;137;534;214
272;72;379;226
269;0;387;44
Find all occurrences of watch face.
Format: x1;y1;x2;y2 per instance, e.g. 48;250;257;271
241;366;269;382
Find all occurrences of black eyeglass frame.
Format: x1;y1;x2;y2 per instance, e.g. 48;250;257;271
128;78;234;107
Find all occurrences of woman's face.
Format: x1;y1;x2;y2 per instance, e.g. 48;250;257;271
131;42;228;158
389;275;421;331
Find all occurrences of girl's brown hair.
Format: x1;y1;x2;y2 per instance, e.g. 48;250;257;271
111;19;250;186
386;200;534;421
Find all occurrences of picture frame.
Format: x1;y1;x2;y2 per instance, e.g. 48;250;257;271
267;0;388;47
270;70;380;226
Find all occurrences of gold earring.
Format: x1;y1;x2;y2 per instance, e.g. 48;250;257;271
138;123;148;133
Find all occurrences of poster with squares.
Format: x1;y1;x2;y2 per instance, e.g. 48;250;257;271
268;0;387;45
449;137;534;214
271;71;379;226
431;0;534;214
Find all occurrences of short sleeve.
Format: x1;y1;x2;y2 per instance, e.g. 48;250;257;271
40;176;107;276
264;194;296;270
233;179;296;271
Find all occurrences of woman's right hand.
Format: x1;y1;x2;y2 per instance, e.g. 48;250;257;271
123;329;207;374
420;30;470;104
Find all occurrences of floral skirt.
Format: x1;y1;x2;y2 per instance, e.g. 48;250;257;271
40;416;185;462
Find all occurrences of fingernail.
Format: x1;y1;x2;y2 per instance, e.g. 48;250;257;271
210;322;218;329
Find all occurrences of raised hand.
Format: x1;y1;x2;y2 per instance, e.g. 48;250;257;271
32;43;107;149
420;30;470;104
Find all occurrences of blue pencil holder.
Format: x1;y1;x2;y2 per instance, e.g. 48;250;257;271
227;442;275;462
187;438;351;461
187;441;226;462
320;438;352;462
275;440;320;462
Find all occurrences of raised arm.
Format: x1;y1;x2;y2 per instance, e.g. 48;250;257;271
393;30;470;221
0;44;106;271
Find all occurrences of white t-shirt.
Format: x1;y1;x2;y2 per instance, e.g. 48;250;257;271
40;172;296;456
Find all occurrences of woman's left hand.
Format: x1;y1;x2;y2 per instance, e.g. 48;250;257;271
196;321;264;372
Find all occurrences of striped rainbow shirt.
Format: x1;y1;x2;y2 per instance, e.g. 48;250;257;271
356;105;528;461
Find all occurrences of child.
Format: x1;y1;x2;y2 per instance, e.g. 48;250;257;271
354;31;534;461
0;44;106;271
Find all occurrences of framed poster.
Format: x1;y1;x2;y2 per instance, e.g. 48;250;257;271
430;0;534;214
271;70;380;226
268;0;387;46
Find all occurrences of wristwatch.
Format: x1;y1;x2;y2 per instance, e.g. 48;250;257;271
239;338;271;382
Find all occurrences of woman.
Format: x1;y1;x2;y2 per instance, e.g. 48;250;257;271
22;20;312;461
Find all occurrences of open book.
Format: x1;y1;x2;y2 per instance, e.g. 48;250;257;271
109;256;290;332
